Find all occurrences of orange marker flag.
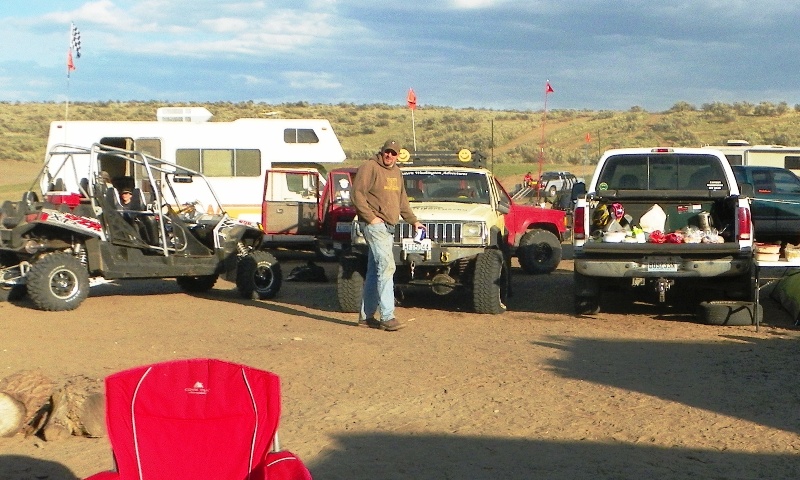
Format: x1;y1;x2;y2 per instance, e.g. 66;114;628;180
407;88;417;110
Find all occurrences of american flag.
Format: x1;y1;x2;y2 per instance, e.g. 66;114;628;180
70;23;81;58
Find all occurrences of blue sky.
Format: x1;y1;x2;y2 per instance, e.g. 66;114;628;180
2;0;799;112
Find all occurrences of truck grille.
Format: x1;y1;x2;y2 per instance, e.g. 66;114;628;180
395;222;463;243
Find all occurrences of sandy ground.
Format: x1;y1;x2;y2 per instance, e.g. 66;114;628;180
1;252;799;480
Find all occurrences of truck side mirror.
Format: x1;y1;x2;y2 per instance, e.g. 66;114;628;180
571;182;586;200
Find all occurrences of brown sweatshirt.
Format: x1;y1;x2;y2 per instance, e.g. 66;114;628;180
352;154;418;225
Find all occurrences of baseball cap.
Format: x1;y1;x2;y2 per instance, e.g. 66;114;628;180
382;140;401;153
120;188;133;194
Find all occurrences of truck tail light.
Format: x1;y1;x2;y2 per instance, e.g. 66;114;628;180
574;206;585;240
737;206;751;240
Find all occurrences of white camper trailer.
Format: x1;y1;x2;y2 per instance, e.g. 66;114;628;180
43;108;346;221
703;140;800;176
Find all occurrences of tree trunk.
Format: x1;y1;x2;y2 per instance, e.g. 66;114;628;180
0;370;54;436
0;392;25;437
43;375;105;440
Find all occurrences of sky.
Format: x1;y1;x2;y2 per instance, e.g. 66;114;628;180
2;0;800;112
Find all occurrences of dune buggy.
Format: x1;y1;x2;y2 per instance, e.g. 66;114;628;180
0;143;281;311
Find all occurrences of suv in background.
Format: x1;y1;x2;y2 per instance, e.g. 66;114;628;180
537;171;584;198
732;165;800;244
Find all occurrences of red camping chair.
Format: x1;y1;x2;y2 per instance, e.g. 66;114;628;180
85;358;312;480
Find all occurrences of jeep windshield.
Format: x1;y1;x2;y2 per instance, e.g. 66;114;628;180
402;170;490;204
596;153;730;192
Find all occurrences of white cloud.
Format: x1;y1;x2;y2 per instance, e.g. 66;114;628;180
282;71;341;90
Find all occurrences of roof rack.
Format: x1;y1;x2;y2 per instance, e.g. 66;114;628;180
397;149;486;168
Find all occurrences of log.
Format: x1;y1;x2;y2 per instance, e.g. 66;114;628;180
0;370;54;436
0;392;25;437
43;375;105;440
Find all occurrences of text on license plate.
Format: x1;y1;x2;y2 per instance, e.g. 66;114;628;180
402;238;432;252
336;222;352;233
647;262;678;272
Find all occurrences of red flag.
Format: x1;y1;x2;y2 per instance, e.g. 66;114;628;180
585;132;591;143
67;49;75;72
407;88;417;110
545;81;554;94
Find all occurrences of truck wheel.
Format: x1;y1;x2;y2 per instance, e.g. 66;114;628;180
473;250;508;314
337;254;366;313
27;253;89;311
176;274;218;292
517;229;562;274
237;251;282;300
699;301;762;326
574;272;600;315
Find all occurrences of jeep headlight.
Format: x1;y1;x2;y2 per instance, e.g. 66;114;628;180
462;222;485;245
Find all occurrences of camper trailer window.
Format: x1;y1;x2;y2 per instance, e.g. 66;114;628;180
234;149;261;176
203;149;234;177
284;128;320;144
785;156;800;170
176;149;201;172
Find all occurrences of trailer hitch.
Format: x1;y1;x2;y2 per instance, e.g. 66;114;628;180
655;277;674;303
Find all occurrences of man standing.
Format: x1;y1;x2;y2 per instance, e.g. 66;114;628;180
352;140;424;331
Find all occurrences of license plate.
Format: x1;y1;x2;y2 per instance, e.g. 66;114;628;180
336;222;351;233
402;238;432;252
647;262;678;272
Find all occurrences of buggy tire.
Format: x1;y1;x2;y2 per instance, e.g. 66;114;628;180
176;274;218;293
237;251;282;300
699;301;762;326
473;249;508;314
27;253;89;311
338;254;366;313
517;229;562;275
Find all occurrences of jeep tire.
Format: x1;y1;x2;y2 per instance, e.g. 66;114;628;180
27;253;90;311
518;229;562;275
337;253;366;313
473;249;508;314
237;250;282;300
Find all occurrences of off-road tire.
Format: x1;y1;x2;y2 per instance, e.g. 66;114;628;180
699;301;762;326
517;229;562;274
27;253;89;311
237;250;282;300
176;274;218;293
337;254;366;313
574;271;600;315
473;249;508;314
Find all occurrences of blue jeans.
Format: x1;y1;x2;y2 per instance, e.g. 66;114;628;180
360;222;397;322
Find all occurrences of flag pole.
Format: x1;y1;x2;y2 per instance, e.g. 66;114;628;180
407;88;417;151
411;108;417;151
538;81;553;203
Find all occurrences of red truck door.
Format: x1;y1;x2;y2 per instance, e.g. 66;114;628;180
261;170;321;235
